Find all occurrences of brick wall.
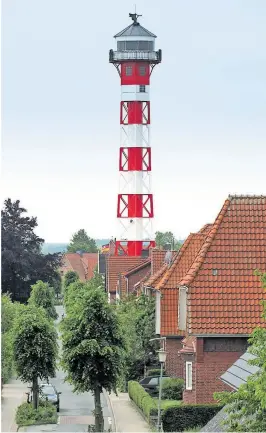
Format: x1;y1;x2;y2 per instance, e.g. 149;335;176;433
181;337;247;404
193;351;243;403
182;353;196;404
127;265;151;294
165;338;184;378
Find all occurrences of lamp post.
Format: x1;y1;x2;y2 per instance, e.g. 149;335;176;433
157;348;166;432
149;337;166;432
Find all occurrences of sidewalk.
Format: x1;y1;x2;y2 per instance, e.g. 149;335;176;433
1;377;27;432
107;392;150;433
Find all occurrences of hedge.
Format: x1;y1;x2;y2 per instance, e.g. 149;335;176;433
128;381;181;423
16;401;57;427
162;378;184;400
128;381;157;420
162;403;224;432
147;368;165;377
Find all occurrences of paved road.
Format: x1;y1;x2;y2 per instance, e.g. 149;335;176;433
21;306;111;432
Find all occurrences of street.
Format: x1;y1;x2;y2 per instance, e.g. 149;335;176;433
20;306;112;432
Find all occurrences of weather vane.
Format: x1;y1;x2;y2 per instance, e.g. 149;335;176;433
129;6;142;24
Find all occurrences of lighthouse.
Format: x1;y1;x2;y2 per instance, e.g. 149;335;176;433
109;12;162;257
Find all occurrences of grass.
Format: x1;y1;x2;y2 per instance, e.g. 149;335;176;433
153;398;182;409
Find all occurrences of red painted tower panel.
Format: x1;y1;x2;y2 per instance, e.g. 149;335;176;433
109;13;162;256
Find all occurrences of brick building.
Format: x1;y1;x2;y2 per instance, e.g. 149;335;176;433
105;248;169;301
145;195;266;403
60;252;98;282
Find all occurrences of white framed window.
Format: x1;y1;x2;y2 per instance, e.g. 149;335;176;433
186;361;193;390
139;85;146;93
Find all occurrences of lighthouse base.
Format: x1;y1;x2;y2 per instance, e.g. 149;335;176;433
115;240;155;257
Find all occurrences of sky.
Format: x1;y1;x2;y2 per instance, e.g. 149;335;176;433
2;0;266;243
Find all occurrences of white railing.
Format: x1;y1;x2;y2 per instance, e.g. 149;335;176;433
111;50;160;62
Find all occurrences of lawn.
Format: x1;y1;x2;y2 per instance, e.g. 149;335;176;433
153;398;182;409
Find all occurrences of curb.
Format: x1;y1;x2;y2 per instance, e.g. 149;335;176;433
103;389;117;432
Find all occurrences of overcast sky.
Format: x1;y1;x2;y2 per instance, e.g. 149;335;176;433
2;0;266;242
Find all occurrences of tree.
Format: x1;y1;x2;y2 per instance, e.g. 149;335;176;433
116;294;159;385
28;280;58;320
214;272;266;431
155;231;182;251
67;229;98;253
51;271;62;299
64;270;79;289
1;199;62;302
1;294;24;383
60;275;125;431
13;305;58;409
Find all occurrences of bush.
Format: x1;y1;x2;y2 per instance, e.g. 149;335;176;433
15;401;57;427
162;403;223;432
147;368;165;376
128;381;157;420
161;378;184;400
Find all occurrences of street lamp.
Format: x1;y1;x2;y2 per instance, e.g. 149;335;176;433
149;337;167;432
157;348;167;432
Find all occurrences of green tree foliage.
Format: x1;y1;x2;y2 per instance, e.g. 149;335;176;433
1;199;62;302
1;294;24;383
13;305;58;409
50;271;62;299
28;281;58;320
64;270;79;289
116;294;158;385
214;272;266;431
67;229;98;253
60;274;125;431
63;271;79;304
155;231;182;251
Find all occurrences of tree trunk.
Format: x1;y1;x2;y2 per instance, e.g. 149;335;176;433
32;376;39;410
94;386;104;432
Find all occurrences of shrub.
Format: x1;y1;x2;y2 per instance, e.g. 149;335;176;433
147;368;165;376
161;378;184;400
128;380;156;421
15;401;57;427
162;403;223;432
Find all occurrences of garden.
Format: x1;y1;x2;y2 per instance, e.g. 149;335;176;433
128;376;223;432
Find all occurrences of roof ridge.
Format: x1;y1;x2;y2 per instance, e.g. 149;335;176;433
179;198;231;286
145;263;168;287
228;194;266;199
155;234;195;290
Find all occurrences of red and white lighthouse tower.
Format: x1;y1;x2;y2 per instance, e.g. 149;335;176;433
109;12;162;257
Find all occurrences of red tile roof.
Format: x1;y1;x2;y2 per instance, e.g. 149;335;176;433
154;232;211;336
151;249;172;275
186;195;266;335
124;259;151;277
106;256;147;294
61;253;98;282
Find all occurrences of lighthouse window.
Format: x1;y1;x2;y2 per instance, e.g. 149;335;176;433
139;66;147;76
139;85;146;93
125;66;132;76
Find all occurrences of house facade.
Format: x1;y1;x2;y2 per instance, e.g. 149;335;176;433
145;195;266;404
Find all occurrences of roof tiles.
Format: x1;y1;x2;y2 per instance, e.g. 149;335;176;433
106;256;147;294
187;195;266;335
